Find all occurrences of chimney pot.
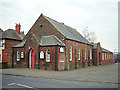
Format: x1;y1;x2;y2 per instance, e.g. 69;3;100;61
15;23;21;35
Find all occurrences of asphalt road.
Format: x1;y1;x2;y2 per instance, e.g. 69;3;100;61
2;74;118;89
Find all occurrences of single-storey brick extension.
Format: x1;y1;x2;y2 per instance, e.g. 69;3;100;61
0;24;25;68
12;14;114;70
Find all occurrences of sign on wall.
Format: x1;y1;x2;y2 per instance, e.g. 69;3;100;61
60;47;64;53
40;51;44;59
21;52;24;58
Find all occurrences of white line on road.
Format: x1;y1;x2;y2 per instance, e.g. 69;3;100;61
8;83;16;86
17;83;33;88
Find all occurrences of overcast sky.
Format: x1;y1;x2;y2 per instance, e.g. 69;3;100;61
0;0;119;52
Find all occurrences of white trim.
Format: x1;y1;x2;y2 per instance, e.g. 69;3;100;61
17;51;20;61
78;47;80;60
70;45;72;61
90;48;92;59
46;49;50;62
29;50;32;68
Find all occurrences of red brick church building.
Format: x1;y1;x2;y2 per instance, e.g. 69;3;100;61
12;14;114;70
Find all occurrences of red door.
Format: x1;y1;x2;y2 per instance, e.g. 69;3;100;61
31;50;34;68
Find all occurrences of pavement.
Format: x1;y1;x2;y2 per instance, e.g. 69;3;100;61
1;63;119;84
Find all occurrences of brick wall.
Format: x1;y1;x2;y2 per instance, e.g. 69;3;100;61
65;39;93;69
13;48;25;68
5;39;21;49
100;52;114;65
24;14;65;44
2;49;12;67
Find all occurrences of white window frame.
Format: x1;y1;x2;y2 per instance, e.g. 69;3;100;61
70;45;72;61
90;48;92;59
46;49;50;62
85;48;87;60
102;53;104;60
78;47;80;60
17;51;20;61
40;51;44;59
105;53;106;60
0;40;3;47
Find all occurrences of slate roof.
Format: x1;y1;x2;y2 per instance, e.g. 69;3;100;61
44;15;91;45
0;29;24;40
102;48;112;53
20;33;25;38
34;34;65;46
13;40;26;48
13;34;65;48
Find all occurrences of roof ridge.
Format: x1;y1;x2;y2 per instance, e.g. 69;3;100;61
44;15;77;31
41;14;90;45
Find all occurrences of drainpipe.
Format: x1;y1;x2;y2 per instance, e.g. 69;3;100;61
12;48;14;68
55;46;58;71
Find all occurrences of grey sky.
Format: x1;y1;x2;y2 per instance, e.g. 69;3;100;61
0;0;118;52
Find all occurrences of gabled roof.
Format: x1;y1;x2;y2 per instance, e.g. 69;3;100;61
43;15;91;45
0;29;23;40
13;34;65;48
102;48;112;53
34;34;65;46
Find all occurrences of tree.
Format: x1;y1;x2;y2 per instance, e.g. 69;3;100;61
82;27;97;42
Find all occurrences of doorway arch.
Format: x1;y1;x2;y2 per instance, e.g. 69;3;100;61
29;49;35;68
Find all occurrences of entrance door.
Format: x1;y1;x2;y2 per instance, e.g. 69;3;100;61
29;49;35;68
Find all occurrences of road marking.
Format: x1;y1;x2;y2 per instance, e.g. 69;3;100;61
8;83;16;86
17;83;33;88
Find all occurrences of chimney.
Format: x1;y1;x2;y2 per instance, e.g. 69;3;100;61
91;42;94;44
21;31;24;34
15;23;21;35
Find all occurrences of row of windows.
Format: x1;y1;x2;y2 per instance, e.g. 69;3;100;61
40;49;51;62
17;51;24;61
16;49;51;62
102;53;113;60
70;45;92;61
16;46;93;62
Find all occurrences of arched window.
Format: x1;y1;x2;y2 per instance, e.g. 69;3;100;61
46;49;50;62
78;47;80;60
70;45;72;61
17;50;20;61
